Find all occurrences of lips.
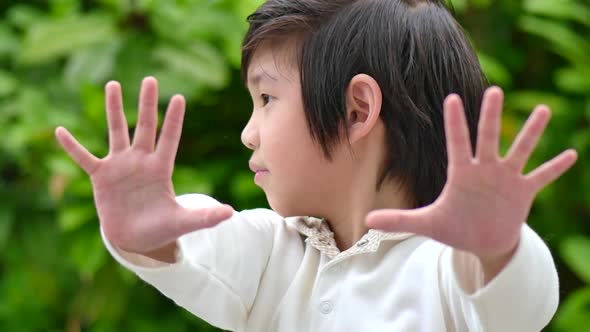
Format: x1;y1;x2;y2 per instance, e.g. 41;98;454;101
249;161;268;173
249;161;269;185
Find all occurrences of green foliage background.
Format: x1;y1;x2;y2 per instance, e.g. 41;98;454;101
0;0;588;331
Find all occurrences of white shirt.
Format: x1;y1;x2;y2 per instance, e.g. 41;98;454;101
101;194;559;332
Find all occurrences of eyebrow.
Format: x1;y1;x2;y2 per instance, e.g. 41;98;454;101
247;71;278;89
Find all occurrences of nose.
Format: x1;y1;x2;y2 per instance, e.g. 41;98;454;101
241;113;259;151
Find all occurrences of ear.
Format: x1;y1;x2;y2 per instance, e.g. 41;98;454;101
345;74;383;144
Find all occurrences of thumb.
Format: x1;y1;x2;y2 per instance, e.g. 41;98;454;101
366;207;433;237
174;204;235;236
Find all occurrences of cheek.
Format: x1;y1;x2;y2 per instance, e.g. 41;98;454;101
262;109;310;162
262;115;320;180
269;134;330;192
264;129;312;174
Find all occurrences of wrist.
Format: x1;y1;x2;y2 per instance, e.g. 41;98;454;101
478;240;519;285
142;241;179;264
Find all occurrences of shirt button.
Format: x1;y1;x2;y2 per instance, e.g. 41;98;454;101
357;239;369;247
320;301;333;314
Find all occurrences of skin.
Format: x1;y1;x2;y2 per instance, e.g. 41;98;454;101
242;46;412;251
55;45;577;284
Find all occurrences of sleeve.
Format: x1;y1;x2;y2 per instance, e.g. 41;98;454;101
438;224;559;332
100;193;281;332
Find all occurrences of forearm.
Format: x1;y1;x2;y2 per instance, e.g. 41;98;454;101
444;224;559;331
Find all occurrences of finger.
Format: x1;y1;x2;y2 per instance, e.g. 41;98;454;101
133;77;159;152
444;94;473;166
476;87;503;162
156;95;186;166
105;81;130;153
174;205;235;236
366;207;434;238
504;106;551;172
526;149;577;193
55;127;101;175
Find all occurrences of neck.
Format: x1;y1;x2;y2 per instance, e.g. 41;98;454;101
323;178;412;251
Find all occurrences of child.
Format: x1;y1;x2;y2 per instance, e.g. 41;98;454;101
55;0;578;331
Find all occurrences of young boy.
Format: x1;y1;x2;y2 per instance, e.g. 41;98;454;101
55;0;577;331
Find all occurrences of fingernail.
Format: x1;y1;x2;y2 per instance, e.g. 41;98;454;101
216;205;233;217
106;81;120;89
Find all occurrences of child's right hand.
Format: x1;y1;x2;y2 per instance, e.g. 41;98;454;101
55;77;234;257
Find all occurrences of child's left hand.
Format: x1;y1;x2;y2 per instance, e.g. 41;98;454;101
366;87;577;280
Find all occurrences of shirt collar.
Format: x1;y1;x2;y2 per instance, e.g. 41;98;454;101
288;216;415;259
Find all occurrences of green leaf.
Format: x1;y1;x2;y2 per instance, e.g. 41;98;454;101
149;2;247;68
477;52;513;87
49;0;81;17
446;0;467;12
231;171;263;204
81;83;109;129
64;40;120;90
72;263;129;322
97;0;133;15
153;43;229;89
235;0;266;20
58;204;96;232
151;69;205;101
0;264;59;321
0;23;19;59
0;205;15;250
3;87;58;155
570;130;590;157
151;3;238;41
5;4;44;29
505;91;571;116
173;166;214;196
553;286;590;331
518;16;590;67
67;176;95;197
560;236;590;283
111;34;155;121
69;230;107;278
19;13;117;65
471;0;492;7
0;70;18;98
555;67;590;94
523;0;590;28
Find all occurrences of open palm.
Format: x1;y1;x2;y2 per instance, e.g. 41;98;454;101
367;87;577;260
55;78;233;254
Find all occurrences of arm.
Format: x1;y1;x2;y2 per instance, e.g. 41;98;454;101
55;78;259;329
367;87;576;329
439;224;558;331
102;194;280;331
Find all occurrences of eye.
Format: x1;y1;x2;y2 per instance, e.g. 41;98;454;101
261;94;273;106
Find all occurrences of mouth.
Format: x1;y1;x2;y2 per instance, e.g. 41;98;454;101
249;161;268;173
254;170;269;184
249;161;269;185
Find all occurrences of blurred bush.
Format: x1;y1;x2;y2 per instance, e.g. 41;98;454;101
0;0;587;331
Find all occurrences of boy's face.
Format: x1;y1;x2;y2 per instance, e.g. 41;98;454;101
242;45;350;217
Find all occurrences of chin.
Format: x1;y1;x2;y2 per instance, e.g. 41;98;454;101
266;195;312;218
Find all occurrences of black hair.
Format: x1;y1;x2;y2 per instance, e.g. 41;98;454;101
242;0;488;208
